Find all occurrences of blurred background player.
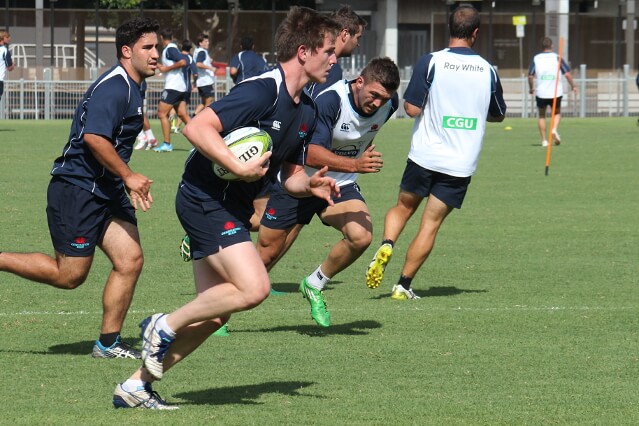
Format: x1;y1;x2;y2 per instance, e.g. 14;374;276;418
0;29;15;103
229;36;268;84
306;5;366;97
133;79;158;150
528;36;577;147
365;3;506;300
193;33;217;115
155;28;189;152
0;16;159;358
257;57;400;327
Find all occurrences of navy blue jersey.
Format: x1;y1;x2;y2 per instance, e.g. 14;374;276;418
306;62;343;98
182;53;198;89
51;64;144;200
180;65;317;207
229;50;268;83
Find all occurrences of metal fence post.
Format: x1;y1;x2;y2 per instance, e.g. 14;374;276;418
623;63;629;117
579;64;586;118
44;68;52;120
19;78;25;120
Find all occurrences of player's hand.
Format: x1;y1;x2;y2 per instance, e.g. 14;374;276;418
124;173;154;211
356;144;383;173
309;166;340;206
237;151;272;183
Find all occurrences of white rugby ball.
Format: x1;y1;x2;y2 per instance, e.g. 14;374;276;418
212;127;273;180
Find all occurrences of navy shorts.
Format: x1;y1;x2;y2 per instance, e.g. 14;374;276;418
46;177;137;256
399;160;471;209
198;85;215;100
0;81;4;99
160;89;188;107
536;96;562;112
176;185;252;260
260;182;365;230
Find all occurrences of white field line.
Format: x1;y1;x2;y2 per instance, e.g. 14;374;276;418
0;305;634;317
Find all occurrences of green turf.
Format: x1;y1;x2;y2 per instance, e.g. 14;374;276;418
1;118;638;424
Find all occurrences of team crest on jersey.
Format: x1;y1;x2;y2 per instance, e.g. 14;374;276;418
220;221;241;236
71;236;90;249
264;207;277;221
298;123;308;139
369;124;379;132
340;123;350;132
272;120;281;130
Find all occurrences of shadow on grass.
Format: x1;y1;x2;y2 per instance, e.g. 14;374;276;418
239;319;381;337
372;286;487;300
270;281;341;294
174;380;315;406
46;339;140;355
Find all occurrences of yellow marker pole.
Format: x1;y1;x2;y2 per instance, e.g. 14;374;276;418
545;38;564;176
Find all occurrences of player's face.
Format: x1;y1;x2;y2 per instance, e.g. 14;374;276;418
201;38;210;49
130;32;160;79
305;33;337;84
356;78;394;115
341;26;363;58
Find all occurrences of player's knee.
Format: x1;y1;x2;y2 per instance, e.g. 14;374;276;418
239;279;270;309
58;272;89;289
348;230;373;253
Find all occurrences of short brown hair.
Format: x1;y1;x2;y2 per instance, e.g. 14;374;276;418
331;5;367;36
360;57;400;93
275;6;340;62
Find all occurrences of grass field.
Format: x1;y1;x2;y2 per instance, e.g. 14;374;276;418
1;117;638;425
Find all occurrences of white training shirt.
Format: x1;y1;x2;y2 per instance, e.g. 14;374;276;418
0;44;11;81
528;51;571;99
193;46;215;87
403;47;505;178
305;79;397;187
162;41;187;92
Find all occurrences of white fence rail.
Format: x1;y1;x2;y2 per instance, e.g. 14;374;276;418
1;65;638;121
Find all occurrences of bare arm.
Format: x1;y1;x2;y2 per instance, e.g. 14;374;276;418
84;133;153;211
280;162;340;204
404;101;422;118
564;71;578;93
306;143;383;174
158;59;186;73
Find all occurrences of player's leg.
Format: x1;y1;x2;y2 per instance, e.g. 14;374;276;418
0;178;97;288
400;194;453;279
250;195;269;232
256;225;293;270
176;100;191;127
537;103;548;146
318;199;372;278
96;217;143;348
551;98;562;145
157;99;173;145
0;251;92;288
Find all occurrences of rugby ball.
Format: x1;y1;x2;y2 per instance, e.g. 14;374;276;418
212;127;273;180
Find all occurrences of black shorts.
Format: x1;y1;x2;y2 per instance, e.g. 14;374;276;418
399;160;471;209
536;96;562;111
260;182;365;230
198;85;215;100
46;177;137;256
175;185;252;260
160;89;188;107
0;81;4;99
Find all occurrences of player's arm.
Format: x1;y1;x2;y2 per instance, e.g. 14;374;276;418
280;162;340;204
403;54;432;118
182;108;270;182
487;69;507;123
158;48;186;73
404;101;422;118
306;143;382;174
84;133;153;211
5;51;14;72
564;72;577;93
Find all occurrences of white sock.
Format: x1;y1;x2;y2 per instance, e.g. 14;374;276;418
306;265;330;291
121;379;145;392
156;315;176;338
137;130;146;140
145;129;155;140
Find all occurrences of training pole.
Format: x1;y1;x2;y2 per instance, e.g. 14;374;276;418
544;37;564;176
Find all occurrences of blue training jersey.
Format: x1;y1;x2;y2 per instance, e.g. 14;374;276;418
180;64;317;206
229;50;268;83
50;64;144;199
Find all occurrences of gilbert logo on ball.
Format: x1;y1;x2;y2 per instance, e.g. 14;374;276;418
213;127;273;180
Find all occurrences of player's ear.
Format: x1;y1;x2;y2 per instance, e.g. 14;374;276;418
121;44;133;60
297;44;308;62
